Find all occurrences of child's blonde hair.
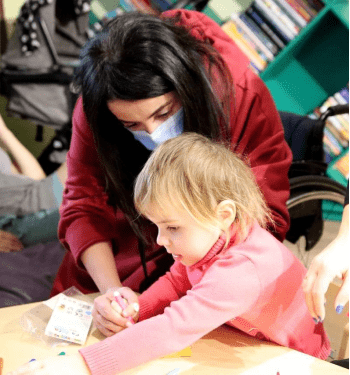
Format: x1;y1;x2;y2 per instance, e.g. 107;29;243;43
134;133;273;244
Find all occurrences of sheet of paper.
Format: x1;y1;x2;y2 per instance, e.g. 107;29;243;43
241;350;314;375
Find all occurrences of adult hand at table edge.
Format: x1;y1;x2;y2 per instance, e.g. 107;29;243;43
92;286;139;337
302;230;349;323
6;353;91;375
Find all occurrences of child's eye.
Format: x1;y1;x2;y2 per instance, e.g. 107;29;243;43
167;226;178;232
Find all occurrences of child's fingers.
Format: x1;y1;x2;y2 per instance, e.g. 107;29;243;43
122;302;140;322
111;300;122;315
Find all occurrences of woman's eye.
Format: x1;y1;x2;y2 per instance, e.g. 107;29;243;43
125;123;137;129
158;111;170;119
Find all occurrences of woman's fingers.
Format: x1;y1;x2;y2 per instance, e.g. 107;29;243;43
310;268;333;322
335;271;349;313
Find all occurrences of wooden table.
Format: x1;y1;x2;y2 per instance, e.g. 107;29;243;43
0;298;347;375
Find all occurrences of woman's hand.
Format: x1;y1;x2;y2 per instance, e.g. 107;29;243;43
92;287;139;337
0;230;24;252
302;234;349;323
6;353;90;375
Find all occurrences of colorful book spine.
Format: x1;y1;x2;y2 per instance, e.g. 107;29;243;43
324;128;343;155
296;0;318;17
326;119;349;147
221;21;268;71
263;0;301;36
333;152;349;179
239;13;280;55
246;6;287;49
339;87;349;103
305;0;325;12
253;0;295;41
273;0;308;28
283;0;312;22
131;0;160;14
334;92;348;105
231;13;275;61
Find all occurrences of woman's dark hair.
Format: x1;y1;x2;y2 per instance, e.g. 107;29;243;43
73;11;233;246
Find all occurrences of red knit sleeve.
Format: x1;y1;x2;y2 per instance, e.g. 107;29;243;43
58;97;117;266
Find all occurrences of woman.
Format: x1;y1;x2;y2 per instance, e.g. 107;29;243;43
52;9;292;334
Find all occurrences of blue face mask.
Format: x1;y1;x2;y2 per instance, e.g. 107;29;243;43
128;107;184;150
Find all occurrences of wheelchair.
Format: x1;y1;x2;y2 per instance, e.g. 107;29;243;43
281;104;348;267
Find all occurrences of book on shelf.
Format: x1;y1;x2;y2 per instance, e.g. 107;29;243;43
305;0;325;12
221;20;268;71
131;0;160;14
262;0;301;36
246;6;287;49
324;128;343;155
316;87;349;171
273;0;308;28
295;0;319;17
231;13;275;61
332;151;349;180
339;87;349;102
239;13;280;55
326;118;349;147
253;0;295;42
283;0;313;23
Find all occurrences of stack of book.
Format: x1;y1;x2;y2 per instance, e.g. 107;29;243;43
221;0;324;73
310;86;349;180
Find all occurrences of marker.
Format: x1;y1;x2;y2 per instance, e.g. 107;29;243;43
113;291;135;325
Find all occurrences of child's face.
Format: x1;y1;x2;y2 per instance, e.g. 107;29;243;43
145;203;222;266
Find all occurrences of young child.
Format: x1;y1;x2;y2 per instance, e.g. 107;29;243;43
8;133;330;375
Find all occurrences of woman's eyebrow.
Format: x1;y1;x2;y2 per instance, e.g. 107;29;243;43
148;100;173;119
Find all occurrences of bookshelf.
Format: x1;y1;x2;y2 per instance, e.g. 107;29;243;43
217;0;348;192
310;86;349;188
260;3;349;116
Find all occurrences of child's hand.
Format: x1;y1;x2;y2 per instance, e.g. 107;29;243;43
0;230;24;252
6;353;90;375
92;287;139;337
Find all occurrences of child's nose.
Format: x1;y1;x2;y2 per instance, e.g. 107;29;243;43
157;231;170;247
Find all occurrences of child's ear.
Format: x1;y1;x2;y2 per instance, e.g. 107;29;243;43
216;200;236;230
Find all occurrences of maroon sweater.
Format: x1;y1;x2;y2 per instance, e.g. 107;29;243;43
51;10;292;295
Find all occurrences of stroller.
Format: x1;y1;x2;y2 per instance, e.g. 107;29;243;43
0;0;92;174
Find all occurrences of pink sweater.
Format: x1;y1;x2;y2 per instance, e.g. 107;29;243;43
80;224;330;374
